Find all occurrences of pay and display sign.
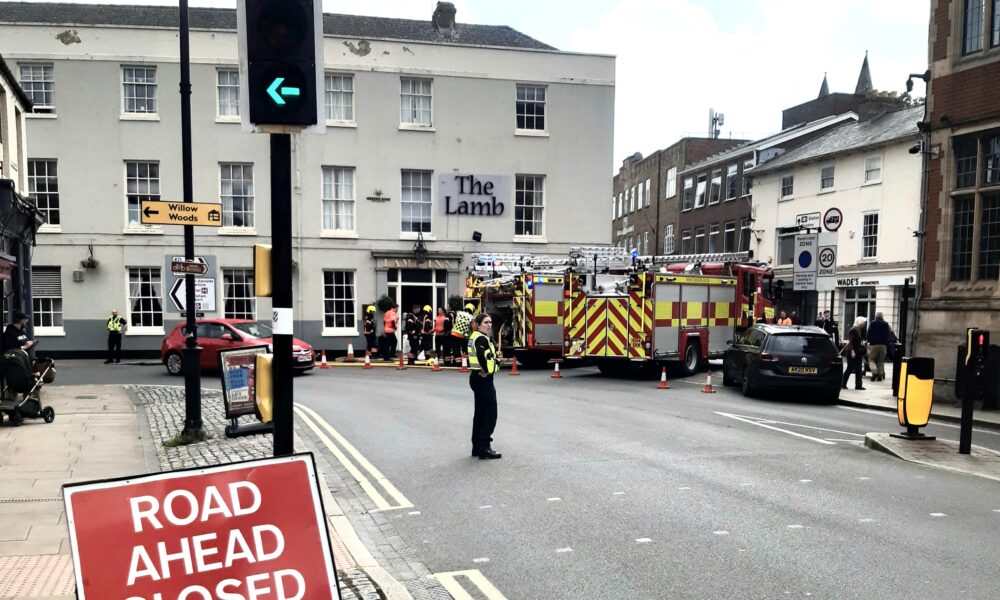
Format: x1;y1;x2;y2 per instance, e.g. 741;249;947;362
63;455;340;600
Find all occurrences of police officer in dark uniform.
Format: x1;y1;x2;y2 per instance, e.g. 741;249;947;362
468;313;501;459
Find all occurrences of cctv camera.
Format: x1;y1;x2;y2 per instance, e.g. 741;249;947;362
909;143;922;155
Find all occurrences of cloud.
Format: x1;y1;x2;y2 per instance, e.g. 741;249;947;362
566;0;930;165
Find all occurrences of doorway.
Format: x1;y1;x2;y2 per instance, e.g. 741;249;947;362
386;269;449;348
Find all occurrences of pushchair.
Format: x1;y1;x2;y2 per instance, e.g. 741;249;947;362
0;349;55;426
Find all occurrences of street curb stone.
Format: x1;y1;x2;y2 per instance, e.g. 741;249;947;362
864;432;1000;482
837;398;1000;432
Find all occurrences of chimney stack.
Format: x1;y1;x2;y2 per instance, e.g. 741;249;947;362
433;2;457;33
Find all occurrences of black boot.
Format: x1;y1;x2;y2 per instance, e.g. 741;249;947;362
478;447;502;459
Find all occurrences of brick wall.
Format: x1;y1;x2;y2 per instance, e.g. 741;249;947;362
932;0;949;62
929;62;1000;128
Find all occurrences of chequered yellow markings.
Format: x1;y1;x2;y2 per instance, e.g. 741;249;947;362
683;302;706;327
586;299;608;356
535;300;561;325
605;299;628;357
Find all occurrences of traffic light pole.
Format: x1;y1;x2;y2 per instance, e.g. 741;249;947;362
271;134;294;457
179;0;203;441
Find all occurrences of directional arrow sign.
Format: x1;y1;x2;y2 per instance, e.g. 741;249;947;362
267;77;301;106
140;200;224;227
169;277;216;312
171;260;208;275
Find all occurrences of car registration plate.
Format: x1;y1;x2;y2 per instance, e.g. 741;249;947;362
788;366;817;374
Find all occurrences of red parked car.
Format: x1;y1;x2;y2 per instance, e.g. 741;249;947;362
160;319;315;375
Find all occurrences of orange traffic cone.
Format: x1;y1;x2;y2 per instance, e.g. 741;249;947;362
396;350;406;370
319;350;329;369
460;354;469;373
658;367;669;389
551;361;563;379
363;351;372;369
509;357;520;376
432;359;442;372
346;342;356;362
702;370;716;394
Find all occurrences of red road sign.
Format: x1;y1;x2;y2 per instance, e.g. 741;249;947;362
63;454;339;600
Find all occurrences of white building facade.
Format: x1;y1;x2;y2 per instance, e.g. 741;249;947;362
751;106;922;334
0;3;615;355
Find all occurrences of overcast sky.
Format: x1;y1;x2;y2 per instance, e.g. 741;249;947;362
15;0;931;164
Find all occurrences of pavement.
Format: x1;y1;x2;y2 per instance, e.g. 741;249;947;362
0;382;422;600
3;361;1000;599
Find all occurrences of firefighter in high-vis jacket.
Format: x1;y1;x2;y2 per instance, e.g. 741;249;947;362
405;306;420;365
421;305;435;359
468;313;501;459
363;306;378;358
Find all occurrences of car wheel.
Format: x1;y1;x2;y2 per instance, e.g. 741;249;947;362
681;342;700;377
165;352;183;376
722;361;737;387
741;372;756;398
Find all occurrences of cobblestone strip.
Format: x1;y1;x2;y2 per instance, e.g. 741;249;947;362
126;385;390;600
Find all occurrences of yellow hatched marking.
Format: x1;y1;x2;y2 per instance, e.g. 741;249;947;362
606;301;628;355
432;570;509;600
295;404;413;511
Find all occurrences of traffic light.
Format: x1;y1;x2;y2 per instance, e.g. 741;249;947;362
254;244;272;297
239;0;319;127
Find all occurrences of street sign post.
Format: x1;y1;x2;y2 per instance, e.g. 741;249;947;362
793;233;818;291
62;454;340;600
816;232;838;292
140;200;223;227
165;256;216;314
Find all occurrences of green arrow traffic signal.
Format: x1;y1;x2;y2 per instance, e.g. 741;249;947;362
266;77;302;106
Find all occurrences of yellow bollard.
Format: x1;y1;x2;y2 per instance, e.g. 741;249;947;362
892;357;935;440
255;353;274;424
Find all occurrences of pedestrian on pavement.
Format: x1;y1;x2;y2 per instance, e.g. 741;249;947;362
468;313;501;459
421;305;435;359
105;308;128;363
2;311;36;353
778;311;792;325
405;305;421;364
841;316;867;390
866;312;893;382
363;306;378;358
381;303;398;360
791;311;799;325
814;312;824;326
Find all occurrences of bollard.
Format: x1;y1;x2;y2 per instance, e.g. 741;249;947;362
891;342;904;397
891;356;935;440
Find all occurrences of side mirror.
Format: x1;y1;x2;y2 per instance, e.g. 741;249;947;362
221;333;234;342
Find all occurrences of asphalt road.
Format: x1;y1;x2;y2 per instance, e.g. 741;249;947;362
53;360;1000;599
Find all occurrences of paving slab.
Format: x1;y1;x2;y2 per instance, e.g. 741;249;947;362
865;432;1000;482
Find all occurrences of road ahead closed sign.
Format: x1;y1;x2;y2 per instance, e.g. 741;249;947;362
63;454;339;600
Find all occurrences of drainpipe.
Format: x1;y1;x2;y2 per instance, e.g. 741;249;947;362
655;150;662;254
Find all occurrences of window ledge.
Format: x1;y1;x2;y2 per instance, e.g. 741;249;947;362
322;328;359;337
513;235;547;244
215;116;241;124
218;227;258;236
26;112;57;120
779;196;794;202
127;327;165;336
326;121;357;128
708;200;721;206
858;257;879;264
321;230;359;239
120;113;160;122
124;225;164;235
398;124;435;132
681;208;692;213
515;129;549;138
818;188;835;195
694;204;706;210
37;224;62;233
862;180;882;187
400;232;435;241
724;197;737;202
34;327;65;337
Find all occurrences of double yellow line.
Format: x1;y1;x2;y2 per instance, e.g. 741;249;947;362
295;404;413;511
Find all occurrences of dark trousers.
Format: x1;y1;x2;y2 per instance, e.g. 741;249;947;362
435;335;445;359
107;332;122;362
842;353;863;389
469;373;497;451
365;333;377;355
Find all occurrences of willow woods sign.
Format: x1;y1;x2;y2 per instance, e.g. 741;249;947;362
438;174;510;216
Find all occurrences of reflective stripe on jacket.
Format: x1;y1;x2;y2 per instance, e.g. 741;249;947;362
467;331;500;375
108;316;125;333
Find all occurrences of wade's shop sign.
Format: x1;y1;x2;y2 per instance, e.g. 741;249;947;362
439;175;510;217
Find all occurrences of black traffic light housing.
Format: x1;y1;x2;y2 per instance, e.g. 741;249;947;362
240;0;319;127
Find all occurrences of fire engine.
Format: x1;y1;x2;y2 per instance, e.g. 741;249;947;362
465;246;630;368
565;251;776;375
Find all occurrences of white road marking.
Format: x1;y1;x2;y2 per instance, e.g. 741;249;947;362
613;491;626;495
479;505;493;509
837;405;1000;436
740;482;754;486
930;513;947;517
547;497;561;502
716;412;837;445
295;404;414;511
786;524;805;529
799;479;813;483
993;509;1000;513
858;518;876;523
678;486;692;490
635;538;652;543
856;477;871;480
432;570;508;600
713;530;729;535
826;438;866;443
473;557;490;563
408;511;421;516
556;547;573;553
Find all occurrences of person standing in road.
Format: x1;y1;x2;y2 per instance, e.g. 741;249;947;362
421;305;435;360
468;313;501;459
405;305;421;364
841;316;867;390
105;308;128;364
363;306;378;359
866;312;893;382
3;311;36;353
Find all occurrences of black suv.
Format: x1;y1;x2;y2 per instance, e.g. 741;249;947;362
722;324;843;402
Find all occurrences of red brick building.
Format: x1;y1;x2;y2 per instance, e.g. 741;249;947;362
915;0;1000;385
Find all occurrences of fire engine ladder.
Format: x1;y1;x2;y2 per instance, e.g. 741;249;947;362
644;251;751;266
568;246;633;271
